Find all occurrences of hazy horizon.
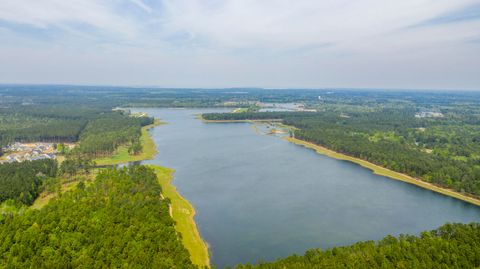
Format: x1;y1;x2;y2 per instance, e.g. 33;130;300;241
1;1;479;90
2;83;480;92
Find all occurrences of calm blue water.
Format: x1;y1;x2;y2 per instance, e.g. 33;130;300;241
133;108;480;268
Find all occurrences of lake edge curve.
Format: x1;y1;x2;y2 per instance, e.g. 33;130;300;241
284;136;480;207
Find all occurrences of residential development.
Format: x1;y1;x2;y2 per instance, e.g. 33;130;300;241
0;142;67;163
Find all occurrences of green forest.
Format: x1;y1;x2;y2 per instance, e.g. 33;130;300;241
0;105;102;147
0;157;97;208
74;113;153;157
236;223;480;268
0;160;57;205
0;165;197;268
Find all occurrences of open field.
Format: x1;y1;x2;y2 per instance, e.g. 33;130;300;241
55;155;65;163
31;181;78;210
150;165;210;268
232;108;249;113
31;171;98;210
285;137;480;207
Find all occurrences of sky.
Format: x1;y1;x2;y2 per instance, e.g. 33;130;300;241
0;0;479;90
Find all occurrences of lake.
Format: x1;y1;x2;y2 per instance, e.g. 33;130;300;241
132;108;480;268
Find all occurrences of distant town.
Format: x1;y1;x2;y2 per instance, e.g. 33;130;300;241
222;101;317;112
415;111;444;118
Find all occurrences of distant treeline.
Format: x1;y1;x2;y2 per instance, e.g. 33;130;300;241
0;105;103;146
237;223;480;268
203;110;480;197
0;165;197;268
203;111;299;121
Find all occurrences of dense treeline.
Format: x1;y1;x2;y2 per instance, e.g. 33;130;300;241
237;223;480;268
59;158;95;176
0;118;86;143
0;160;57;205
0;165;197;268
73;113;153;157
205;109;480;197
202;112;294;121
0;105;105;146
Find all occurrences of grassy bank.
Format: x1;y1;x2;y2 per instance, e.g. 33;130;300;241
94;119;161;166
31;172;97;209
285;137;480;207
149;165;210;268
31;180;78;210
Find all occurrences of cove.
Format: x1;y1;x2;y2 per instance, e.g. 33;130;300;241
132;108;480;268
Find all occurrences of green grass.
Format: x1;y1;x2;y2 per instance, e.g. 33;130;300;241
31;171;98;210
94;120;160;166
285;137;480;207
31;180;78;210
232;107;249;113
149;165;210;268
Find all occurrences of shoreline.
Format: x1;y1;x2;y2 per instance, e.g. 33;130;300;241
149;165;210;268
140;117;210;267
285;137;480;207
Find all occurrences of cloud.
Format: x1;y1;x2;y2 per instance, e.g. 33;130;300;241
0;0;478;89
0;0;138;39
417;3;480;26
1;0;477;50
157;0;479;50
129;0;153;13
